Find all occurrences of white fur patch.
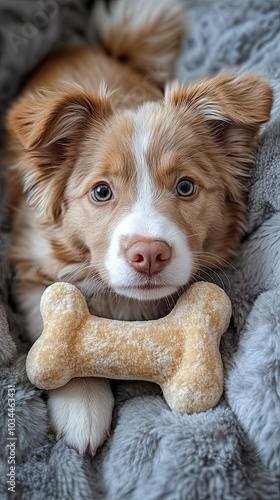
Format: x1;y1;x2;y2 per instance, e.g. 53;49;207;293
48;378;114;455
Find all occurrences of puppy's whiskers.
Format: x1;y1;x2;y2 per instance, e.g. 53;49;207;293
193;263;229;293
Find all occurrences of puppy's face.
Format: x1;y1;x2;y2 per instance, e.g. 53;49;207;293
63;104;227;301
8;73;273;301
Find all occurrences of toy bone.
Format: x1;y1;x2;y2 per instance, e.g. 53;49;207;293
26;281;232;414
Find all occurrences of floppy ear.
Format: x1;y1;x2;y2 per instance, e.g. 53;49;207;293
9;85;112;165
166;72;273;174
8;86;112;223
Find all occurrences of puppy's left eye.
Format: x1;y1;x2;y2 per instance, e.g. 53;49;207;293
176;179;197;197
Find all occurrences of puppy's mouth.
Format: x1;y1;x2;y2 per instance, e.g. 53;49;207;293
113;284;179;301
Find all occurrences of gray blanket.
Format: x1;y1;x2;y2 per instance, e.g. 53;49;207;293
0;1;280;498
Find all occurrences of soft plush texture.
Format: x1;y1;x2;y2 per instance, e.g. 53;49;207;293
0;0;280;498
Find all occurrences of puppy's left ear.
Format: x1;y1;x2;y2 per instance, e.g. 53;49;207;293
166;72;273;172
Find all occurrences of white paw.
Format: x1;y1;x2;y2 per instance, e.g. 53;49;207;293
48;377;114;455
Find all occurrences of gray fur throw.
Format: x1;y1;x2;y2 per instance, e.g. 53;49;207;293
0;0;280;498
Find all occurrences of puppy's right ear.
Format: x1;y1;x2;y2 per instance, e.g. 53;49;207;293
7;86;112;222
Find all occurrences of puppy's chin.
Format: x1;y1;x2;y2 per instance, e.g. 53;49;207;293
113;285;179;302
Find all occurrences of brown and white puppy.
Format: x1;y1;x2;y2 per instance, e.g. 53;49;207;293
5;0;273;455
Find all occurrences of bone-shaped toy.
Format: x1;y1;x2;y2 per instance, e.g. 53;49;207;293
26;281;231;414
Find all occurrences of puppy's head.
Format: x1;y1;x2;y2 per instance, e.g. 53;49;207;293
8;73;273;301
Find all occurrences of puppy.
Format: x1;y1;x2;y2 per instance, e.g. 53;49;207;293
5;0;273;455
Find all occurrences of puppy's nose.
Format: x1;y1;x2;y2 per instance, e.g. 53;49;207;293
126;240;171;276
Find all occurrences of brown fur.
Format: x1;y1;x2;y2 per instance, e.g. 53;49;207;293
5;46;273;319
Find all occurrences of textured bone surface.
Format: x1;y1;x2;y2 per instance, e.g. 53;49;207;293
26;282;232;413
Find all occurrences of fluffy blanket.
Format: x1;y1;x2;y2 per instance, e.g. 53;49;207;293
0;1;280;498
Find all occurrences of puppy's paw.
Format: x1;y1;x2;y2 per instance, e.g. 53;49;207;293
48;377;114;455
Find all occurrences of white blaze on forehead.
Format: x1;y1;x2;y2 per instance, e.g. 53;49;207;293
130;108;156;214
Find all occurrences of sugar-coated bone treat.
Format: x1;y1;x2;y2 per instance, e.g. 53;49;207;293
26;282;232;414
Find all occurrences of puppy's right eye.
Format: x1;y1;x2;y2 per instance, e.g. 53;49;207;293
176;179;197;198
90;184;113;202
